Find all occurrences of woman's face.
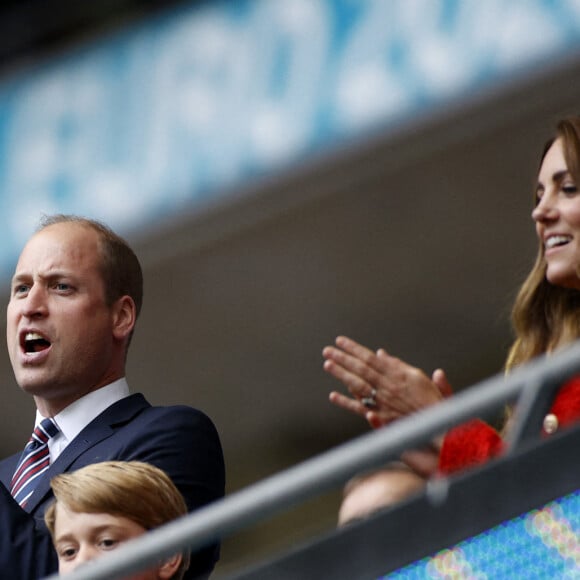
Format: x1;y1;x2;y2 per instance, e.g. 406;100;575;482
533;137;580;290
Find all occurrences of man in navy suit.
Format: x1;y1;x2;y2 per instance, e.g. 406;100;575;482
0;214;225;579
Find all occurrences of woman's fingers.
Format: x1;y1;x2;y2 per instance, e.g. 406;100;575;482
324;336;449;428
432;368;453;398
322;345;383;398
329;391;368;418
401;447;441;478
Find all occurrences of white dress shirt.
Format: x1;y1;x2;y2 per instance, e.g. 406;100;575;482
34;378;131;463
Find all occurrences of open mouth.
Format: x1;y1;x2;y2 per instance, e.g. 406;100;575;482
546;235;572;250
22;332;51;353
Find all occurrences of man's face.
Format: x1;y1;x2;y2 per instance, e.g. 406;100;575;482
6;222;119;411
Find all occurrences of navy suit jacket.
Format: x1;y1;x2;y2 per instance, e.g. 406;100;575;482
0;393;225;580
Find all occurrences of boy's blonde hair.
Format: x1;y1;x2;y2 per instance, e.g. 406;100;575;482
44;461;190;579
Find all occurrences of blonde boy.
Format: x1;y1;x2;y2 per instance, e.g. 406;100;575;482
44;461;190;579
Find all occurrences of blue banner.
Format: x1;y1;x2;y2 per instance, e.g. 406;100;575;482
1;0;580;276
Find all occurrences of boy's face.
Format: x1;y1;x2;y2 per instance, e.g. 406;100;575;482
52;503;181;579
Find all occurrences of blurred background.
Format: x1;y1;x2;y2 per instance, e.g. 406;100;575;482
0;0;580;576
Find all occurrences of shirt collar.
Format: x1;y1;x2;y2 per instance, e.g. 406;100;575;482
35;378;130;445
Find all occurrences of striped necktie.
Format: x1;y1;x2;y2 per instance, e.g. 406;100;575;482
10;418;60;507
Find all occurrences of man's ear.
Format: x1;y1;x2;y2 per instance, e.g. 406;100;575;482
111;295;136;341
158;553;183;579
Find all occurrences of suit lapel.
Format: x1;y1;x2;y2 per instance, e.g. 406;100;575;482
0;453;20;489
24;393;150;513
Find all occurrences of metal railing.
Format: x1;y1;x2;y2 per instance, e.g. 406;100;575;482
46;340;580;580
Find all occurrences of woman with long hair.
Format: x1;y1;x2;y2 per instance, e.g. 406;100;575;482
323;116;580;478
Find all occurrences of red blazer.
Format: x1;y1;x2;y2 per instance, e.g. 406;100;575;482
438;377;580;475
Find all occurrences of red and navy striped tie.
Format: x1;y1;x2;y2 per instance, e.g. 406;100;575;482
10;418;60;507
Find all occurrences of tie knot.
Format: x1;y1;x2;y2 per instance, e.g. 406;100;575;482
12;417;60;507
30;418;59;446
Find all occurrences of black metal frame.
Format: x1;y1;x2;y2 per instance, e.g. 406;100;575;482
232;422;580;580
